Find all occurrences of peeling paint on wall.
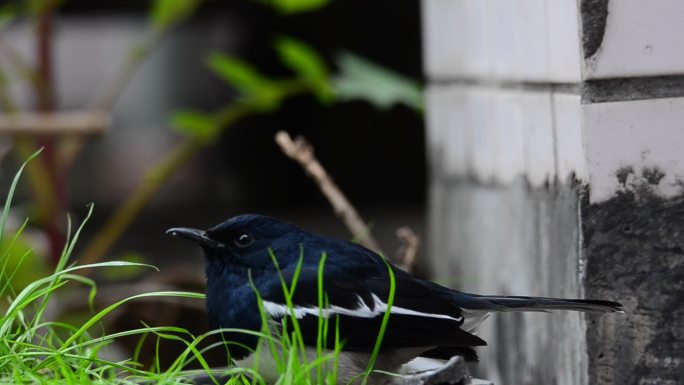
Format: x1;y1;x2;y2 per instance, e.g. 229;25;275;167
580;0;609;59
583;75;684;103
428;177;589;385
583;192;684;385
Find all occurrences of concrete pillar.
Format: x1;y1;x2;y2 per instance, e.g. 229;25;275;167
422;1;684;384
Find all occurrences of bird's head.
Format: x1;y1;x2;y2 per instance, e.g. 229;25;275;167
167;214;302;273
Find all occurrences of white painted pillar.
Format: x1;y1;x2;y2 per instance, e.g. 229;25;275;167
423;1;684;384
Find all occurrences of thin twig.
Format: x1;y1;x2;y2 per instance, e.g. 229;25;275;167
395;226;420;273
275;131;383;254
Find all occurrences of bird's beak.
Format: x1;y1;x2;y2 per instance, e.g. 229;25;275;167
166;227;226;249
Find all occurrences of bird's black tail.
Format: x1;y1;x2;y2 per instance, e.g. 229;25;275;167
466;294;623;313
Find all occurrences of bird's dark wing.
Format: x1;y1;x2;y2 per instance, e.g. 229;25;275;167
257;267;486;356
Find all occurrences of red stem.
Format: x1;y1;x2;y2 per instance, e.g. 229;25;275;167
36;8;65;263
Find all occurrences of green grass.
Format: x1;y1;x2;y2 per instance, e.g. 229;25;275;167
0;152;220;384
0;152;397;385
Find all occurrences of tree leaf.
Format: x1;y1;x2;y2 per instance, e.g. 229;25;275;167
276;36;327;81
206;53;270;94
171;110;218;141
332;52;423;112
206;52;286;111
275;36;333;102
149;0;200;31
258;0;330;14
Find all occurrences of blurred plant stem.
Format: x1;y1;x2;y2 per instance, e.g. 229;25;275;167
35;7;56;113
79;82;310;268
0;1;197;265
34;3;66;262
0;102;58;229
13;139;57;221
0;10;61;261
78;138;204;268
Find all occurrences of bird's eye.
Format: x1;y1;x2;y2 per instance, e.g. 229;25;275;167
234;233;253;248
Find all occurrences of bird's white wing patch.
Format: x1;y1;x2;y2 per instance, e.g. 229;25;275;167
263;294;463;322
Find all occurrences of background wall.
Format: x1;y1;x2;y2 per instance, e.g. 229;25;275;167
423;1;684;384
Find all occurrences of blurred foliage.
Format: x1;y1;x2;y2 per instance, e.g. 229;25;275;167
333;52;423;112
256;0;330;15
0;4;19;28
206;53;284;111
0;0;63;26
0;69;7;88
171;110;219;142
0;69;12;111
149;0;201;31
0;231;50;293
275;36;333;103
26;0;64;14
172;36;422;141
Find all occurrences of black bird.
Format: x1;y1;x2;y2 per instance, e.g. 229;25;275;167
167;214;622;383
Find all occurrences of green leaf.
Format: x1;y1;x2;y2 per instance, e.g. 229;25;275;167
206;52;284;111
149;0;200;31
275;36;333;103
250;85;285;111
257;0;330;14
332;52;423;112
206;53;270;94
276;36;328;81
171;110;218;141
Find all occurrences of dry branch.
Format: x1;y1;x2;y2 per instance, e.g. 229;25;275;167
0;110;109;135
395;226;420;273
275;131;383;254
